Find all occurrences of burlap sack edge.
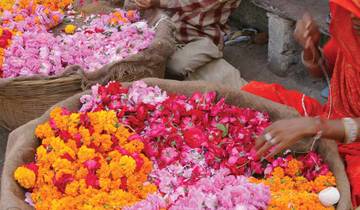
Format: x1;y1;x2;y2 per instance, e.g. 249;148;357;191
0;78;352;210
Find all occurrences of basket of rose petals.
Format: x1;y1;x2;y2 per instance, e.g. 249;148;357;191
0;78;351;210
0;0;175;130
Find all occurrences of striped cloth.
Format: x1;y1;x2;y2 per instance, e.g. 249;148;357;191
159;0;241;48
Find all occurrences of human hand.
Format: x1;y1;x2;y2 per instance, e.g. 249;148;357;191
294;13;321;67
134;0;159;8
294;13;321;48
255;117;319;158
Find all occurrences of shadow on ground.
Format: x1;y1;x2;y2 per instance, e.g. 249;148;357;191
224;43;326;103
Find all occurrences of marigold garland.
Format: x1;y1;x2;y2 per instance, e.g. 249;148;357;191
251;162;337;210
14;108;157;210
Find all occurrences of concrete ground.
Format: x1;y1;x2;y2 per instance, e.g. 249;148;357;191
224;42;326;102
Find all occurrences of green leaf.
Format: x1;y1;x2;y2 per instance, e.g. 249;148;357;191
216;124;228;137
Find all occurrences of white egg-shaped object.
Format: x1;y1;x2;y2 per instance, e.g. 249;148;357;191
318;187;340;207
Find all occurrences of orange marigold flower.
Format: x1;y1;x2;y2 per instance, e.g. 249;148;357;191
77;145;96;162
14;166;36;189
65;180;79;196
123;140;144;153
110;155;136;179
35;122;54;139
272;167;285;178
285;159;303;177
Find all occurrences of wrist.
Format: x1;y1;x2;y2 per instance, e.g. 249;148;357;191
305;117;325;138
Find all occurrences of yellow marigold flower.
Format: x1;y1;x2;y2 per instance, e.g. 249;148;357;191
14;166;36;189
108;150;122;162
78;145;96;162
35;122;54;139
69;113;80;127
124;140;144;153
64;24;76;34
66;140;79;153
119;155;136;177
52;158;73;174
65;180;79;196
36;145;47;162
99;178;112;192
100;134;113;152
110;155;136;179
79;126;91;146
75;166;88;180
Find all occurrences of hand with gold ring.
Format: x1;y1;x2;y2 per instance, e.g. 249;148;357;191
255;117;320;158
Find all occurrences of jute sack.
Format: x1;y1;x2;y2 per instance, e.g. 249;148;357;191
0;1;176;131
0;78;352;210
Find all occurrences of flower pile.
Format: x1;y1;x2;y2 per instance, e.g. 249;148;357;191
0;0;72;77
14;81;338;210
168;169;269;210
251;153;336;210
0;1;155;78
14;107;158;209
80;81;271;176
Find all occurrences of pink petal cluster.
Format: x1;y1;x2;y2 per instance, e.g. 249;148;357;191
2;10;155;78
80;81;271;176
169;169;270;210
128;81;168;106
1;5;64;33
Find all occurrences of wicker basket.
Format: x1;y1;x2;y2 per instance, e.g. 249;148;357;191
0;2;175;130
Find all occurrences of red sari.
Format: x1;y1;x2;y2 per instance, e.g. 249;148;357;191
242;0;360;206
